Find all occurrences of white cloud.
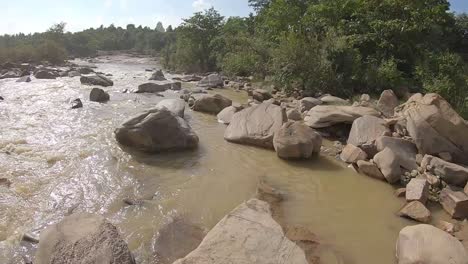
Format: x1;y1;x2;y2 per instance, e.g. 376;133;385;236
104;0;113;8
192;0;212;11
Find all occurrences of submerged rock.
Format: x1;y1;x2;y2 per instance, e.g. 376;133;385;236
273;121;322;159
224;102;286;149
396;224;468;264
155;99;186;118
35;213;134;264
304;105;380;128
172;199;308;264
80;74;113;87
192;94;232;114
115;108;198;153
89;88;110;102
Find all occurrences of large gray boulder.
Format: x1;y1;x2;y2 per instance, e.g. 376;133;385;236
155;99;186;118
197;73;224;88
374;147;402;184
273;121;322;159
375;136;418;171
304;105;380;128
136;82;171;93
396;93;468;165
421;155;468;187
35;70;57;79
252;89;272;102
378;89;399;117
80;74;113;87
299;97;322;113
396;224;468;264
347;115;390;156
115;108;198;152
192;94;232;114
89;88;110;102
224;102;286;149
172;199;308;264
217;104;243;125
35;213;134;264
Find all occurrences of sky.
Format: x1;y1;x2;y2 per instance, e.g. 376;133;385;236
0;0;467;35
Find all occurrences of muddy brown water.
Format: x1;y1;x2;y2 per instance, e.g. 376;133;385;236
0;54;438;263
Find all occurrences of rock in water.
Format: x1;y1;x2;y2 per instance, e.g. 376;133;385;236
80;74;113;87
224;102;286;149
71;98;83;109
149;69;166;81
34;70;56;79
396;224;468;264
347;115;390;156
217;105;243;125
16;76;31;83
273;121;322;159
68;71;81;77
304;105;380;128
172;199;308;264
398;201;431;223
192;94;232;114
439;187;468;219
115;108;198;153
89;88;110;102
197;73;224;88
136;82;171;93
378;89;399;117
340;144;368;163
396;93;468;165
252;89;272;102
35;213;134;264
77;67;94;74
357;160;385;180
155;99;186;118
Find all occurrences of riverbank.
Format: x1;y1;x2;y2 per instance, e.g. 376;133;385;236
1;53;467;264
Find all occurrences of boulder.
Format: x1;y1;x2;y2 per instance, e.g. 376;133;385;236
77;67;94;74
440;187;468;219
320;95;349;105
68;71;81;77
347;115;390;156
136;82;171;93
357;160;385;180
340;144;368;163
172;199;308;264
286;108;302;121
80;75;113;87
155;99;186;118
181;75;202;82
304;105;380;128
273;121;322;159
299;97;322;112
149;69;166;81
252;89;272;102
224;102;286;149
71;98;83;109
192;94;232;114
421;155;468;187
35;70;56;79
89;88;110;102
375;136;418;171
171;82;182;91
396;224;468;264
197;73;224;88
378;89;399;117
0;69;22;79
35;213;134;264
406;178;429;204
398;201;431;223
16;76;31;83
374;147;402;184
115;108;199;153
217;105;243;125
396;93;468;165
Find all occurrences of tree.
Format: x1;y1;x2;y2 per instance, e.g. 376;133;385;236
156;21;165;32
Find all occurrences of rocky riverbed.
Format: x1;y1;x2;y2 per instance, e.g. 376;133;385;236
1;54;467;264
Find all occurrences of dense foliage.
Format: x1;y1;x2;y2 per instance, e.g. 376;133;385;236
1;1;467;116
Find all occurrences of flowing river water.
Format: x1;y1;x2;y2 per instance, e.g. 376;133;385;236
0;54;442;263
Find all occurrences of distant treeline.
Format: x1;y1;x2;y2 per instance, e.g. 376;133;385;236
1;0;468;116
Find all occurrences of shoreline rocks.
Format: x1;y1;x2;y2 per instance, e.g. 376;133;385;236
273;121;322;159
192;94;232;114
304;105;380;128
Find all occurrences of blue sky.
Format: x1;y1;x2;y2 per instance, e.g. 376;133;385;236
1;0;467;35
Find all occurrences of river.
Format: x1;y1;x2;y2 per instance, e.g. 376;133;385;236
0;54;421;263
